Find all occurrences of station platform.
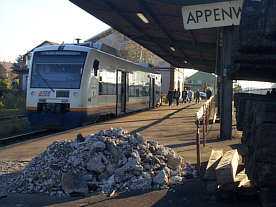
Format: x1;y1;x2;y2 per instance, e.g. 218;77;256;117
0;102;253;207
0;101;241;164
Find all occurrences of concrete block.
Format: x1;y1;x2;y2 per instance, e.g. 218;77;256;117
204;149;223;180
203;180;218;194
234;169;250;187
216;149;239;185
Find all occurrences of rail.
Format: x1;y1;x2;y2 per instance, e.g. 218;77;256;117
0;114;26;122
0;129;50;146
194;96;216;174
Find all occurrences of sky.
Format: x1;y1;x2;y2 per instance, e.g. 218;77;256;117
0;0;109;62
0;0;273;88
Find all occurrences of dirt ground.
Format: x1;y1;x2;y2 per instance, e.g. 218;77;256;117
0;102;259;207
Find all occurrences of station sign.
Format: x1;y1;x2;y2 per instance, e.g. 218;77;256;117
182;0;243;30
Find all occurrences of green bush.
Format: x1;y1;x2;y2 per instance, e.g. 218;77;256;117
0;101;4;109
0;90;26;111
0;79;12;89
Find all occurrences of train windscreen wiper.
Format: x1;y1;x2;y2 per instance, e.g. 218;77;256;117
37;72;55;92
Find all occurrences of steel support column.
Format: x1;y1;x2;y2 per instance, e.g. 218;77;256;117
220;27;233;140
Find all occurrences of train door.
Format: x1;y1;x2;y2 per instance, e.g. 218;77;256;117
149;77;156;108
89;59;99;107
116;70;128;115
89;76;98;107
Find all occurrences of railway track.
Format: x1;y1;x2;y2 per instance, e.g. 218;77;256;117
0;107;155;147
0;115;26;122
0;115;113;147
0;129;56;146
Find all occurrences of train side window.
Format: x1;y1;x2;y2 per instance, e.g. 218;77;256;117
93;59;99;76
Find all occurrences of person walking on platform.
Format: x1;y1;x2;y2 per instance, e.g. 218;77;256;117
195;90;200;103
206;88;212;99
271;88;276;96
174;89;180;106
187;90;193;103
167;90;173;106
182;88;188;103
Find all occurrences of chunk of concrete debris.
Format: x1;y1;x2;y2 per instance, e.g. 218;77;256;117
167;154;183;170
216;149;239;185
130;178;152;190
204;149;223;180
61;173;88;196
153;169;168;185
169;176;183;185
77;133;85;142
234;169;250;187
90;141;106;152
86;154;106;174
134;133;146;144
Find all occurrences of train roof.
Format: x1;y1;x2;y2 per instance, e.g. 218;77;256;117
33;44;160;75
33;44;92;53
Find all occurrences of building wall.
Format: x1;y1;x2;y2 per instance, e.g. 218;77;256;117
155;67;185;96
173;68;185;92
155;68;170;96
185;71;216;91
88;30;165;66
25;42;58;68
88;30;127;55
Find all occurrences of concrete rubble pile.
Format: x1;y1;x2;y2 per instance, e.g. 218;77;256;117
7;128;195;197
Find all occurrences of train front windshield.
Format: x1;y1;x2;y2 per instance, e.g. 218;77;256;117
30;51;87;89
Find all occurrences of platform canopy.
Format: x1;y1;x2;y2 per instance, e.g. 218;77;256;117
69;0;276;82
69;0;228;73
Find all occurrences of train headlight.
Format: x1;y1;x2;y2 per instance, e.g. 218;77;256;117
31;91;35;96
73;92;79;97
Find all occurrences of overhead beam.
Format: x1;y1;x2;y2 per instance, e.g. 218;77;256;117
138;0;193;63
132;36;216;53
102;0;187;63
174;56;215;66
189;30;203;62
70;0;217;73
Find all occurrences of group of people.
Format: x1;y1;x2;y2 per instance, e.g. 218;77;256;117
181;89;193;104
166;88;193;106
167;88;212;106
167;90;180;106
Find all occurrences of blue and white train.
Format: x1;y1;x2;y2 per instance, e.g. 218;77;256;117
26;44;161;129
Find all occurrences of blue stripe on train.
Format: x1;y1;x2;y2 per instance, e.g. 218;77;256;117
27;110;87;129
